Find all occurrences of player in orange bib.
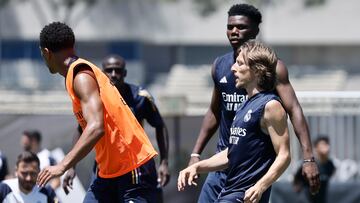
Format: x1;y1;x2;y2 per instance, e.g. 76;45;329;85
37;22;157;202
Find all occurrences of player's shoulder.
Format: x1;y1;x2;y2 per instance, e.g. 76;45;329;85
264;99;286;121
1;179;17;197
219;51;233;59
212;51;234;79
73;64;96;78
265;99;283;109
2;178;17;189
214;51;233;65
126;83;140;92
138;89;154;102
128;83;153;101
275;59;288;75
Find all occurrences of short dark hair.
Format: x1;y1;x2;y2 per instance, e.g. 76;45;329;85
16;151;40;167
102;55;126;70
228;4;262;26
23;130;42;143
40;22;75;52
314;136;330;146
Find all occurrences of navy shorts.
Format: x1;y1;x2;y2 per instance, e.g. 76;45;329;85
216;187;272;203
84;159;163;203
198;171;227;203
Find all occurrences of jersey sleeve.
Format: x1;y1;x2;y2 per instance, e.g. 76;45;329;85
0;183;12;202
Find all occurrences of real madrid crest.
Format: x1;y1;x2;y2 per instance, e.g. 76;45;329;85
244;109;252;122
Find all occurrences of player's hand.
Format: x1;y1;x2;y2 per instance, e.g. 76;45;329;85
37;164;65;187
244;184;264;203
177;165;198;191
302;162;320;194
63;167;76;195
188;156;200;166
157;160;170;187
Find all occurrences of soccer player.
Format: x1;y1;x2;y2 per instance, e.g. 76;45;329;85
0;151;58;203
21;130;60;190
37;22;157;202
188;4;319;202
178;41;291;203
62;55;170;202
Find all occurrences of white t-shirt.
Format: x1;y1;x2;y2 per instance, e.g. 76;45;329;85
0;178;57;203
37;149;56;170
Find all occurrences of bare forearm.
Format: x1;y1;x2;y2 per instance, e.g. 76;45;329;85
60;123;104;171
255;152;291;191
195;149;228;173
275;61;313;159
156;125;169;162
192;110;219;154
288;107;313;159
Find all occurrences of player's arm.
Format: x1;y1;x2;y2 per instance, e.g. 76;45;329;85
188;62;221;165
37;66;105;187
244;100;291;203
155;124;169;164
178;148;228;191
143;95;170;187
155;124;170;187
275;60;320;193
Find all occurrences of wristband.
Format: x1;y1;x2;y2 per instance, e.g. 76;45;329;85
190;153;201;158
303;157;315;163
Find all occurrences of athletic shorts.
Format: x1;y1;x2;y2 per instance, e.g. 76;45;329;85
198;171;227;203
216;187;272;203
84;158;163;203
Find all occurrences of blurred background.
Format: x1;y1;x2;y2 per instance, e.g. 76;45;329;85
1;0;360;202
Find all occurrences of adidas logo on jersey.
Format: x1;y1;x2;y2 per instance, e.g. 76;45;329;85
219;76;227;83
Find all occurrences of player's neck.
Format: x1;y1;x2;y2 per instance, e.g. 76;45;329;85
247;89;260;99
232;46;240;61
246;84;262;99
60;50;77;77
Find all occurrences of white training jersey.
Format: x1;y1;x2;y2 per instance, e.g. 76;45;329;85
37;149;53;170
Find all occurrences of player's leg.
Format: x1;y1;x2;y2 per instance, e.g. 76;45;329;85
123;158;163;203
198;171;227;203
83;176;116;203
